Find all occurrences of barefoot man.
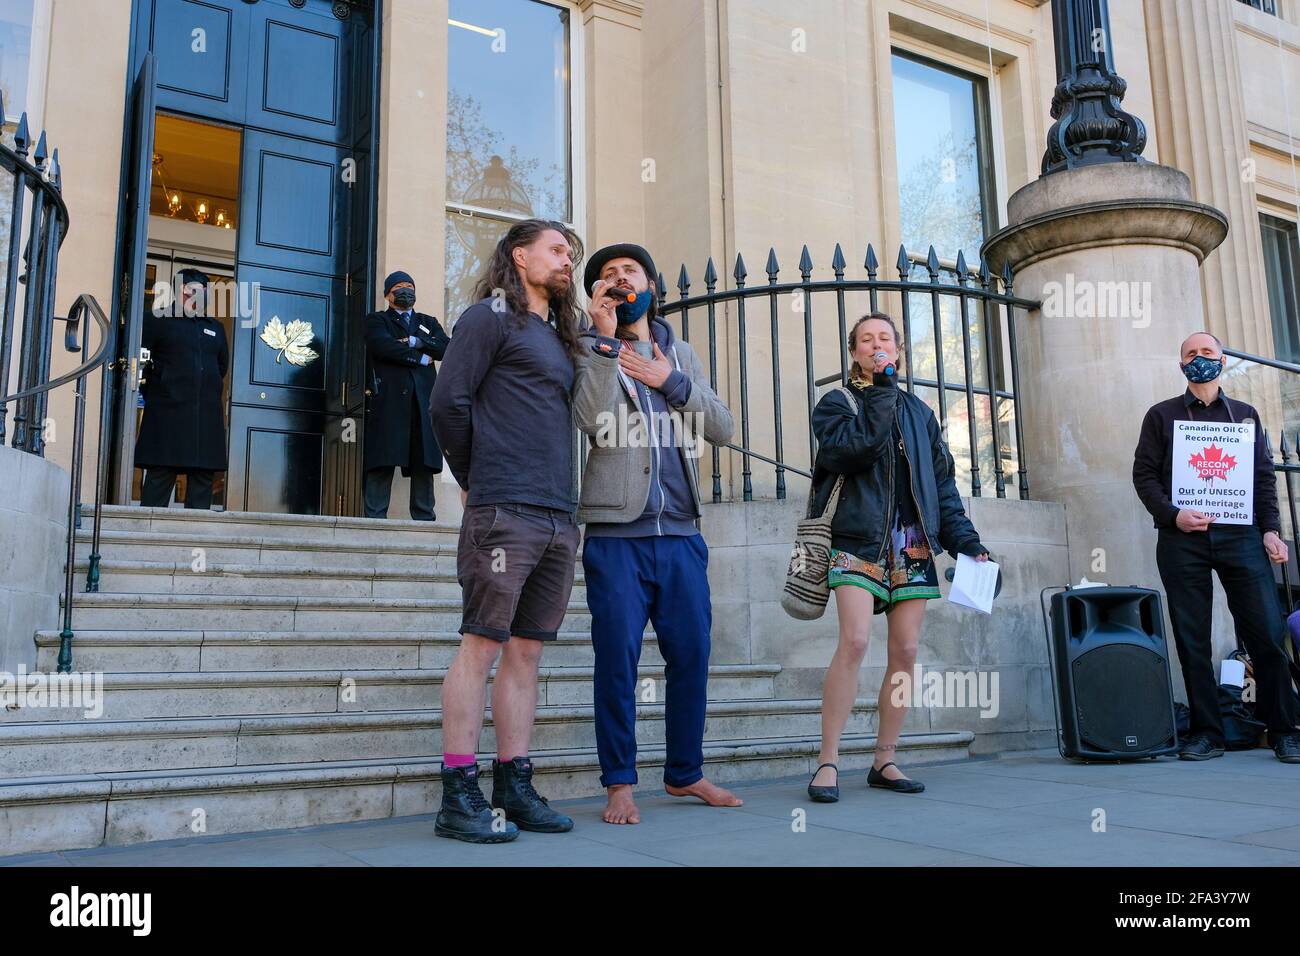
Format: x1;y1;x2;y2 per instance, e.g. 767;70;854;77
572;242;743;823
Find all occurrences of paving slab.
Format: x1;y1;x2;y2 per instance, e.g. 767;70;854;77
5;750;1298;866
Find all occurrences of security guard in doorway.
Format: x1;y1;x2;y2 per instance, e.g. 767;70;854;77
363;271;450;520
135;268;229;509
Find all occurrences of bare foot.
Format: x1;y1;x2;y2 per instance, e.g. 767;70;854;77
664;777;743;807
603;784;640;824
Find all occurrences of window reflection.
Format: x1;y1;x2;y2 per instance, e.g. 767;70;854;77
0;0;34;318
0;0;33;121
445;0;572;323
892;51;1012;495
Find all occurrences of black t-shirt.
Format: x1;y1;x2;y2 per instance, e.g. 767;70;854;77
893;416;919;528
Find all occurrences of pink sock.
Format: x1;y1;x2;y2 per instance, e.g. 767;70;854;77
443;753;476;768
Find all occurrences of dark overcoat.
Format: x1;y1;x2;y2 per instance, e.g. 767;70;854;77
134;312;229;470
364;307;449;472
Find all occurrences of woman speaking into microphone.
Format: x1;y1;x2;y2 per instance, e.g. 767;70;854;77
805;312;988;801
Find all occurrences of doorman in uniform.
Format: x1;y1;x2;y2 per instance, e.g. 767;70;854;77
363;271;450;520
135;268;229;509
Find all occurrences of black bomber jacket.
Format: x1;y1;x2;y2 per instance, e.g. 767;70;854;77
809;375;985;564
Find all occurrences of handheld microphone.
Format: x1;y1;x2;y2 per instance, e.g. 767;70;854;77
602;284;636;304
874;351;896;376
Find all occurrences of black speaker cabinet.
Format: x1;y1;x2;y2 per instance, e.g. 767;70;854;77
1048;586;1178;760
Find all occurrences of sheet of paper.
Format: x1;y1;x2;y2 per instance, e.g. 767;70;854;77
1171;420;1254;525
948;553;1000;614
1220;658;1246;688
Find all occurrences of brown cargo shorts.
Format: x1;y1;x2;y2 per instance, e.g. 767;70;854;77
456;502;580;642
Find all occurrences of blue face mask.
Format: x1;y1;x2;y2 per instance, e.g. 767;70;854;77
1181;354;1223;384
615;289;654;324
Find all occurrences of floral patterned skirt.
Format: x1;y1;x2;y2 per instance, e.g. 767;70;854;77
828;519;940;615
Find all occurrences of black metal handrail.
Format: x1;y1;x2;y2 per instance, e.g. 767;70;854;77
1;100;109;673
1223;347;1300;375
657;242;1038;503
1;295;113;673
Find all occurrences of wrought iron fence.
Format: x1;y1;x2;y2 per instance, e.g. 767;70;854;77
654;242;1040;503
0;99;112;672
1222;347;1300;613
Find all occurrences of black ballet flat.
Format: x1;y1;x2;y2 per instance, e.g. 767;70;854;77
807;762;839;803
868;761;925;794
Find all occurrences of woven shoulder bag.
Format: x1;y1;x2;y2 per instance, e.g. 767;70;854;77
781;385;858;620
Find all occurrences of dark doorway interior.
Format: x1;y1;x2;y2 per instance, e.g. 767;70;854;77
134;112;240;508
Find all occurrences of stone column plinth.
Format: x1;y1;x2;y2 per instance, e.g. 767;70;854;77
0;445;70;673
983;162;1226;592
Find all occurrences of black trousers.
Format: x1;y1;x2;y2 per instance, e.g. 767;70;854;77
1156;524;1298;744
141;467;215;509
364;394;436;521
363;464;435;520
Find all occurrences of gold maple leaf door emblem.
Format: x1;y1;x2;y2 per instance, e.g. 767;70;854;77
259;316;320;366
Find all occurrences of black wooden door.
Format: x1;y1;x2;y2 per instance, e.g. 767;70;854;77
108;52;158;505
122;0;376;514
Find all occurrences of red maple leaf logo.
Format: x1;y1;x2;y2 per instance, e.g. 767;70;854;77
1189;444;1238;481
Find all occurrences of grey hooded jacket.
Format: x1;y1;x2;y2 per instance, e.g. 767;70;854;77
572;316;734;528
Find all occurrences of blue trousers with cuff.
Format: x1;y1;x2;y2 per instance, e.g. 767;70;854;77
583;534;712;788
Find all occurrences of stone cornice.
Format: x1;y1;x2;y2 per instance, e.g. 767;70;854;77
1234;17;1300;55
982;198;1228;274
576;0;644;22
889;0;1039;52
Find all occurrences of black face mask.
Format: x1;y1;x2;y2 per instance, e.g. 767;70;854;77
392;288;416;310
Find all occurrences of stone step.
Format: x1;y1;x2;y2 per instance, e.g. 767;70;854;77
0;730;975;855
34;629;653;673
94;505;465;545
65;593;592;632
73;559;587;601
0;663;776;724
75;528;471;570
0;689;834;777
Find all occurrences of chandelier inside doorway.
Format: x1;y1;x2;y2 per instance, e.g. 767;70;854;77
151;151;235;229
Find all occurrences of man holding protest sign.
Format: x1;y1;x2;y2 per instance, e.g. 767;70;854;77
1133;332;1300;763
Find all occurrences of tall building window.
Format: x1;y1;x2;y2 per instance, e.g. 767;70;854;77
1236;0;1278;16
892;51;996;261
890;50;1008;494
1262;214;1300;363
0;0;33;129
445;0;575;322
0;0;34;311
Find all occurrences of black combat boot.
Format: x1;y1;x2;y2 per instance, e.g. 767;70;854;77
435;763;519;843
491;756;574;833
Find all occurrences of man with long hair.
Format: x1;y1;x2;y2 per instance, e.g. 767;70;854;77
429;219;586;843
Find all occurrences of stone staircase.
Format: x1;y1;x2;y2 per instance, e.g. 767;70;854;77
0;506;973;856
